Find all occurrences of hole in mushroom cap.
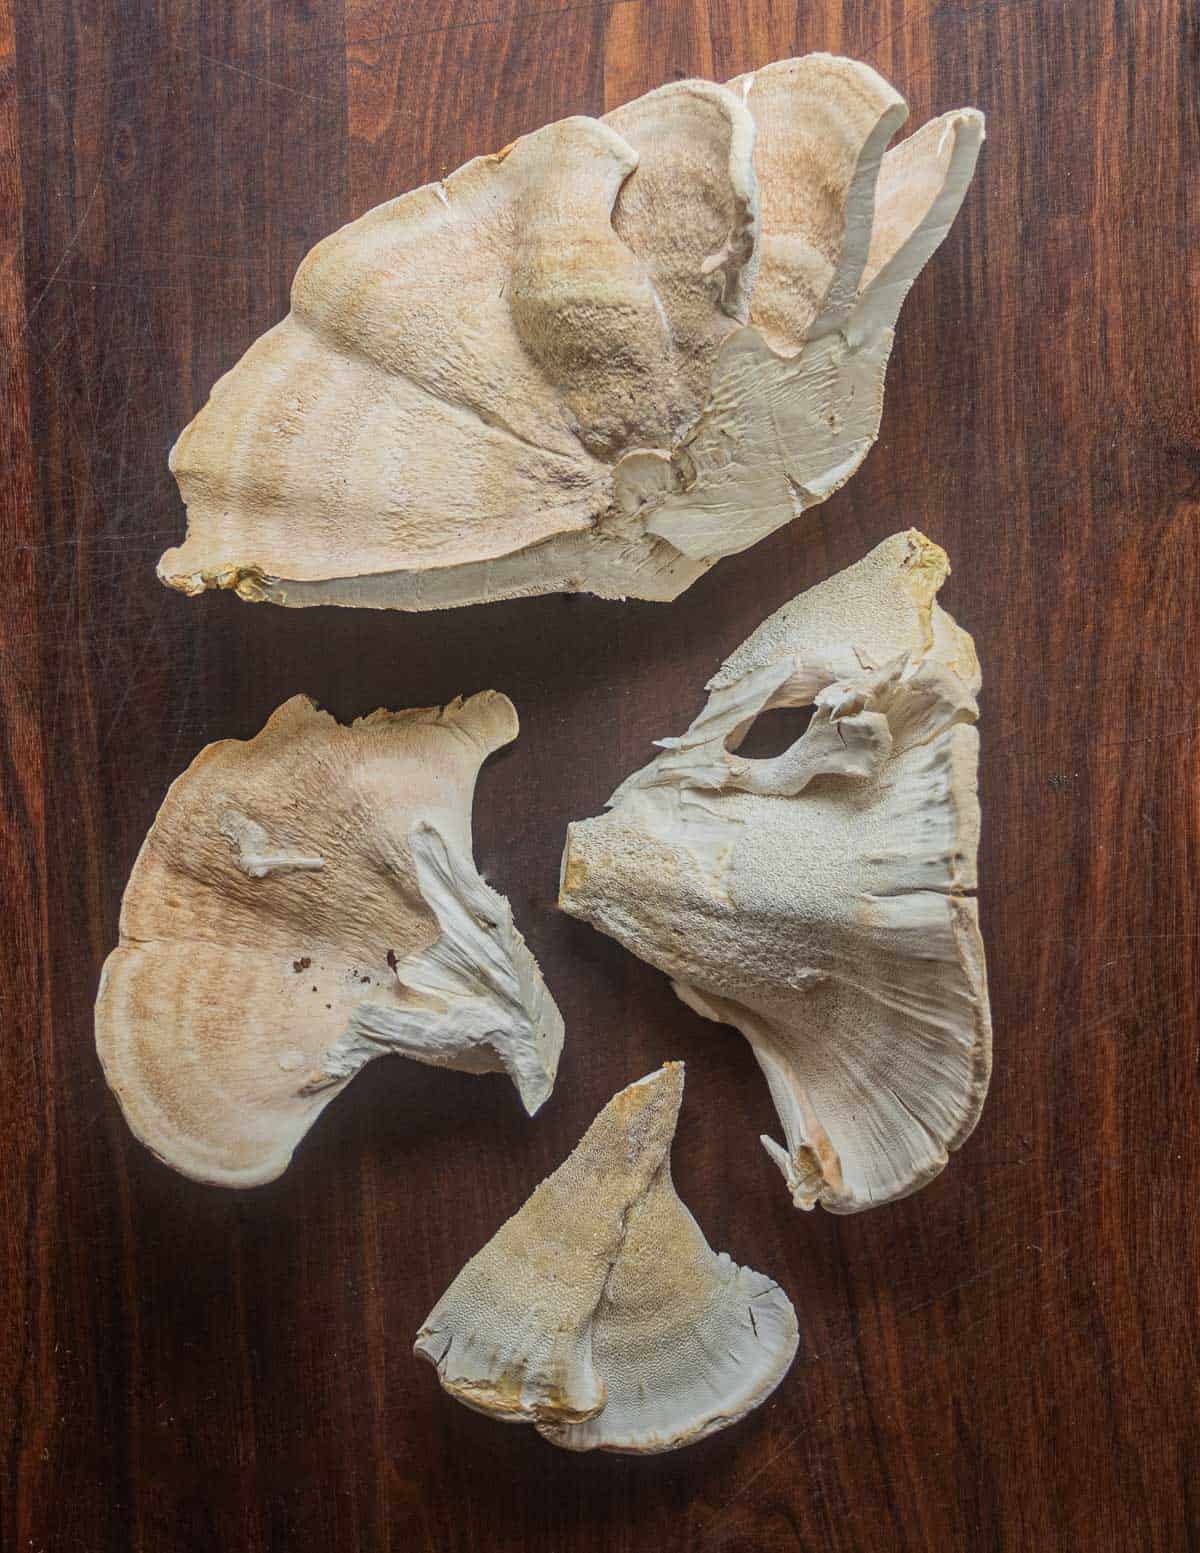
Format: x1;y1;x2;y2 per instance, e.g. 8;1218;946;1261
727;704;815;758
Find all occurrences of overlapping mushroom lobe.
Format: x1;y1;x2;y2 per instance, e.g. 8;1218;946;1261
415;1064;798;1452
560;532;991;1213
159;57;982;611
95;692;563;1187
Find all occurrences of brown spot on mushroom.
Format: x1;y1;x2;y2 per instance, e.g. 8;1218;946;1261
93;692;564;1187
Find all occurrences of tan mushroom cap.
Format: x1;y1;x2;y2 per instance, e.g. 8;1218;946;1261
158;57;982;612
560;533;990;1213
415;1064;798;1453
95;692;563;1187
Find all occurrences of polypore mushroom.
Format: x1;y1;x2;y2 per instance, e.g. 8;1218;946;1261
415;1063;797;1452
159;57;983;611
95;692;563;1187
560;532;990;1213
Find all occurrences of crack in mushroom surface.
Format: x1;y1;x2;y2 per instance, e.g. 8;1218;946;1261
415;1063;798;1452
95;691;563;1187
560;532;991;1214
159;56;984;611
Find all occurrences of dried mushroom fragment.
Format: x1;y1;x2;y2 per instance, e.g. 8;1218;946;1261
159;57;982;611
95;692;563;1187
560;533;990;1213
415;1063;797;1453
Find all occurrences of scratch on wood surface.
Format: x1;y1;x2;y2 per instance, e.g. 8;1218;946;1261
23;163;105;327
860;0;1044;60
728;1243;1075;1505
344;0;645;49
195;52;339;107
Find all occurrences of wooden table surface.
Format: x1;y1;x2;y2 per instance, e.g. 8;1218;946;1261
3;2;1198;1549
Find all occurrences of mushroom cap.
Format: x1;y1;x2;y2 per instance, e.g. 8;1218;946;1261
415;1064;798;1452
95;692;563;1187
560;532;990;1213
158;58;982;611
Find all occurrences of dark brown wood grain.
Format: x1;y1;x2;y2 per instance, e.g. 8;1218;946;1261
3;1;1198;1548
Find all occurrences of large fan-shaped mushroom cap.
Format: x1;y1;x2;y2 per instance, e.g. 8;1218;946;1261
95;692;563;1187
159;57;983;612
560;533;990;1213
415;1063;798;1452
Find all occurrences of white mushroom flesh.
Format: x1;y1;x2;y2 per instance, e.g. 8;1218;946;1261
415;1063;798;1452
158;57;983;611
560;532;990;1213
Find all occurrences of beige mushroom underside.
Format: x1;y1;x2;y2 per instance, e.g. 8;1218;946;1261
95;692;563;1187
560;532;991;1213
415;1063;798;1453
159;57;983;610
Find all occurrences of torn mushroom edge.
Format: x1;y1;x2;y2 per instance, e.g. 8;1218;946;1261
708;534;991;1212
94;691;531;1189
158;81;984;609
414;1064;800;1453
557;531;991;1214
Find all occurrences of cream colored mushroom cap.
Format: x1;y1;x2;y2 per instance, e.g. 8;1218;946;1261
415;1064;798;1452
95;691;563;1187
158;58;983;612
560;532;990;1213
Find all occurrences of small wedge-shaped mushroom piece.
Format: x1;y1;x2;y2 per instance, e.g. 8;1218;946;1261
158;57;982;611
560;533;990;1214
95;692;563;1187
415;1063;798;1453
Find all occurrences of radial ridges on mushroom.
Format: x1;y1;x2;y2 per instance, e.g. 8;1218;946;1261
159;56;983;612
95;691;563;1187
560;532;991;1214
